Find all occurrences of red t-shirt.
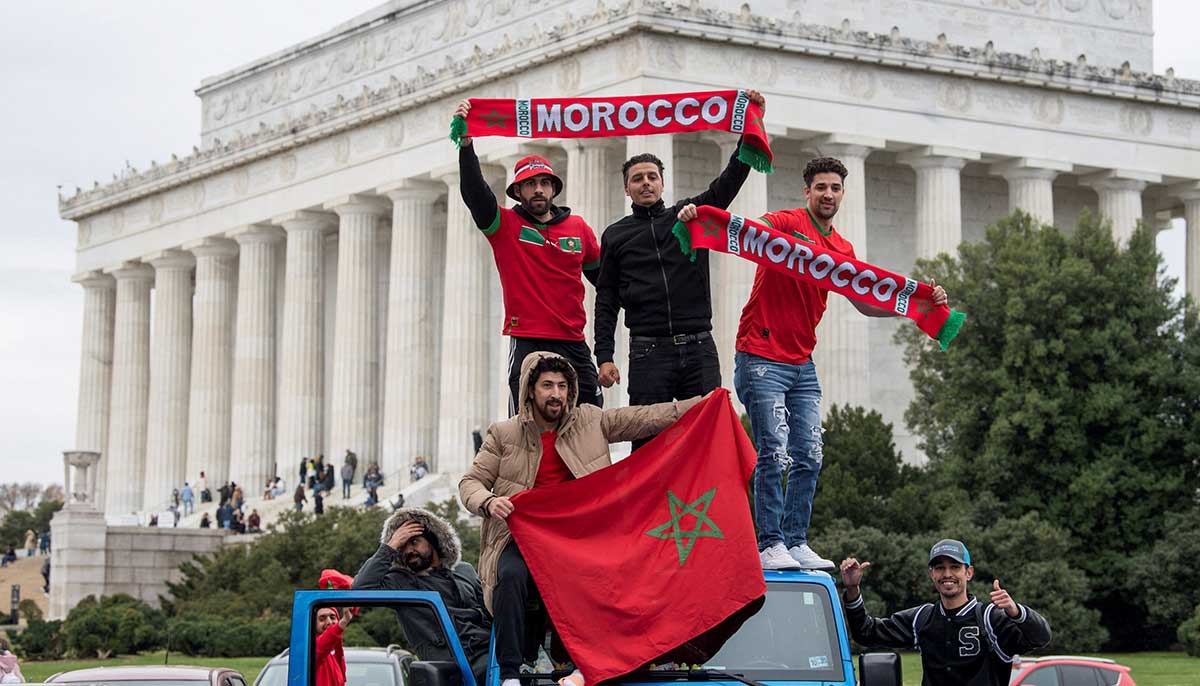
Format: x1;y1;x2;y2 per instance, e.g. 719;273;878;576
534;431;574;488
482;207;600;341
735;207;857;365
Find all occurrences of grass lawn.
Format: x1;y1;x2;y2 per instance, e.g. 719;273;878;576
857;651;1200;686
20;652;275;684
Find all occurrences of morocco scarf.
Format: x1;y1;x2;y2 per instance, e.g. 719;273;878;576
675;206;966;350
507;389;764;684
449;90;774;173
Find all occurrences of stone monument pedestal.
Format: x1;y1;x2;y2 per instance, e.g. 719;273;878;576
48;506;108;620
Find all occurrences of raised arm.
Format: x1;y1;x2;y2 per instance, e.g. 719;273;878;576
985;579;1052;659
680;90;765;211
840;557;922;650
599;395;703;442
455;100;502;232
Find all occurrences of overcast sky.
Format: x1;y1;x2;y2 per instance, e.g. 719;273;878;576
1;1;1197;486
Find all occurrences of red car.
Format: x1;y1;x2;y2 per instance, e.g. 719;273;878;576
1009;656;1134;686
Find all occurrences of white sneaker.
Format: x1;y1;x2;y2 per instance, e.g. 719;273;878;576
788;544;836;571
760;542;802;570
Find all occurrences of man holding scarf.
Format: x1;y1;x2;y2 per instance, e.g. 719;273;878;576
593;90;765;449
455;100;604;412
678;156;948;571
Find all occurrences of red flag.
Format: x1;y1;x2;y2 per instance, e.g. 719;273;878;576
507;389;765;684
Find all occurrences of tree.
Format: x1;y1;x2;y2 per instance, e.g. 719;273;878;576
17;483;42;509
0;484;19;513
896;211;1200;648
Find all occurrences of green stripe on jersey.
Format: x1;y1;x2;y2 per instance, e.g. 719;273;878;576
480;208;502;236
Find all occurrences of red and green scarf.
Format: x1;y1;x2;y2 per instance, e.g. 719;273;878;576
449;90;774;173
674;206;966;350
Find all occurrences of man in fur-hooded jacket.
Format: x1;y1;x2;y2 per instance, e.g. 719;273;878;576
460;351;705;686
352;507;490;682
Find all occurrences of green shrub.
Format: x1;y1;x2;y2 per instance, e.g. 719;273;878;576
1179;604;1200;657
167;616;289;657
10;618;64;660
62;594;165;657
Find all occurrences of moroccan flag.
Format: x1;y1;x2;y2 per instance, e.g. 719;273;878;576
506;389;765;684
449;91;773;173
674;206;966;350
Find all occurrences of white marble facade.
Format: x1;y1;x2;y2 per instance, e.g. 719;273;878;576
60;0;1200;515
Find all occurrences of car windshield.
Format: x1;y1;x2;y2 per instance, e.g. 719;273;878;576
698;581;843;683
257;665;287;686
264;658;398;686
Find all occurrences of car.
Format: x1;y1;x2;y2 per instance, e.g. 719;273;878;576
45;666;249;686
286;571;904;686
1009;656;1134;686
256;646;413;686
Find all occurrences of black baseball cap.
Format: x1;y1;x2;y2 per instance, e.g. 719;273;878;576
928;539;971;566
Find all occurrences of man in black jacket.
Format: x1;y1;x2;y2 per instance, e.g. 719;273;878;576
840;539;1052;686
353;507;491;684
594;90;765;448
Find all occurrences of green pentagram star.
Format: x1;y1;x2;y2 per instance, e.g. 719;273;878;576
699;218;722;237
481;108;510;128
915;299;933;315
750;114;764;133
645;487;724;566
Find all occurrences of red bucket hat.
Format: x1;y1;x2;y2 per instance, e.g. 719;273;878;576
506;155;564;202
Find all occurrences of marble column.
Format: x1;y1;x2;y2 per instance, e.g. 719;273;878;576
375;218;392;475
1167;182;1200;302
380;181;442;476
564;139;618;407
706;134;772;413
898;146;980;260
227;225;283;492
434;170;493;473
275;211;330;474
1082;170;1161;244
184;237;238;489
142;251;194;509
810;135;884;413
325;195;388;471
103;262;153;514
992;158;1072;226
72;271;115;511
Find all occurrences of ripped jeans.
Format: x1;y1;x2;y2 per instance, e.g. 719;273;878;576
734;352;823;551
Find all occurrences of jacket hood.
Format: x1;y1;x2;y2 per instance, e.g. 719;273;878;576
0;654;18;674
514;204;573;226
380;507;461;568
516;350;579;422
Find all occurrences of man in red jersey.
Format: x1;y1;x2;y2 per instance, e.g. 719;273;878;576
454;100;603;413
678;157;948;571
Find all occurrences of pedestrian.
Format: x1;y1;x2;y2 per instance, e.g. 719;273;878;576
307;458;318;488
180;482;195;515
197;471;210;503
295;483;307;511
41;556;50;595
0;547;15;568
593;92;766;450
344;449;358;478
353;507;491;684
171;487;181;509
230;509;246;534
472;428;483;454
218;481;232;505
270;476;286;498
314;488;325;515
24;529;35;557
460;351;704;686
247;509;261;533
341;460;354;499
410;457;428;482
199;512;211;529
841;539;1052;686
364;464;383;506
217;500;233;529
232;485;244;509
679;156;948;570
0;636;25;684
37;530;49;555
148;514;158;527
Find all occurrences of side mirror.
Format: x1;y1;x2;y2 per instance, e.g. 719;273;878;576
408;661;464;686
859;652;901;686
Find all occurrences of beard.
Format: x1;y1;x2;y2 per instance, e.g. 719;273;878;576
522;195;550;215
404;549;434;573
534;397;565;423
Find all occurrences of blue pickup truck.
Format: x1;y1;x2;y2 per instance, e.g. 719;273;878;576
287;570;901;686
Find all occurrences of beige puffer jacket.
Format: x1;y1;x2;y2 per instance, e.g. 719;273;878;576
459;350;702;610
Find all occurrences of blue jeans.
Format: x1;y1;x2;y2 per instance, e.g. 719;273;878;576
734;351;824;551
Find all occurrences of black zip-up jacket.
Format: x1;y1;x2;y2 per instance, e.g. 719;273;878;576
593;145;750;365
845;594;1052;686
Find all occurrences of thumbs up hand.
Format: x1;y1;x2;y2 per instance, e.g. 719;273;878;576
990;579;1020;618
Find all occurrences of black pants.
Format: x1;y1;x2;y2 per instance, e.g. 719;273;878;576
508;337;602;415
628;333;721;450
494;542;569;678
